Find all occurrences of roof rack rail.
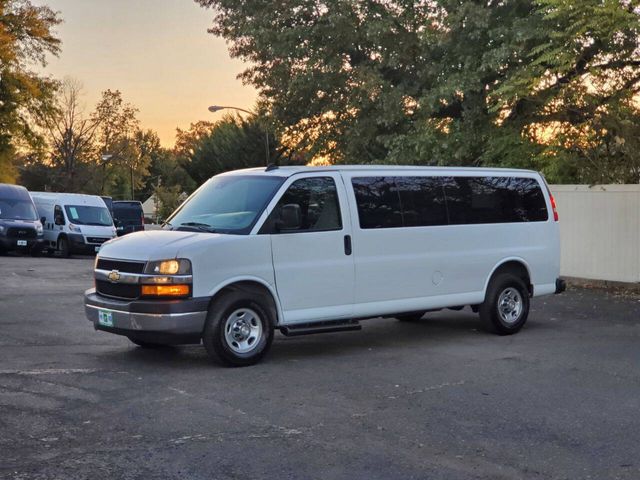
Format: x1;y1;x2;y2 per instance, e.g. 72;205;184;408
265;163;279;171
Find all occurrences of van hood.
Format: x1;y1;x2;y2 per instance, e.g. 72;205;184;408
97;229;223;261
79;224;116;238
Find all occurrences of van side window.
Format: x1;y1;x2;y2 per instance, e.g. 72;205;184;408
54;205;65;225
442;177;548;224
352;177;403;228
395;177;448;227
268;177;342;233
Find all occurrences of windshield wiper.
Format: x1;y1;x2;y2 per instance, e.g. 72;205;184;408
176;222;217;233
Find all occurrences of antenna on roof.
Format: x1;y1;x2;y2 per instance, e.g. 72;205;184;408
265;163;279;172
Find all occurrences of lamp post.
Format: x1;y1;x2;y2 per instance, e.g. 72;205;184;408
208;105;270;166
99;154;113;195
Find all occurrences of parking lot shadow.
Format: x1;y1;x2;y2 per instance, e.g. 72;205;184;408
91;310;511;368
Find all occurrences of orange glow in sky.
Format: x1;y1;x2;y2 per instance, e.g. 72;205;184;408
34;0;257;147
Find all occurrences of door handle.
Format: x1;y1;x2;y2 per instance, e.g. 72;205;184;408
344;234;352;256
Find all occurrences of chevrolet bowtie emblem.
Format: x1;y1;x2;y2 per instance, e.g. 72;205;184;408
107;270;121;282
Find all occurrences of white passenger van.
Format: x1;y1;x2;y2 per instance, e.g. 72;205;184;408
85;166;564;366
31;192;117;257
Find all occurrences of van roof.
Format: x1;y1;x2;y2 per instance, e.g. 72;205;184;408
0;183;31;200
30;192;108;206
222;165;539;178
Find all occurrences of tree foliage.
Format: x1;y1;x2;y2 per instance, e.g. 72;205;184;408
0;0;61;182
36;78;99;191
176;114;299;185
19;85;177;200
197;0;640;183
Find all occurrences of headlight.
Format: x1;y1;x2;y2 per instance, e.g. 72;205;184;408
0;225;4;234
144;258;192;275
36;222;43;236
68;223;82;233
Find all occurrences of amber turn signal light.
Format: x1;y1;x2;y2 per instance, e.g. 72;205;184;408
141;284;190;297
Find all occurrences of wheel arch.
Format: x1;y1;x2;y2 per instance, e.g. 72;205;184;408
206;277;283;327
483;258;533;300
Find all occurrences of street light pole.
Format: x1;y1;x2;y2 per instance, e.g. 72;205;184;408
100;154;113;195
208;105;270;166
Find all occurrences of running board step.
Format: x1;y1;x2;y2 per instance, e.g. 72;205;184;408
280;320;362;337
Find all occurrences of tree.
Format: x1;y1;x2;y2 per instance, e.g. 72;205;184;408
197;0;640;183
0;0;61;182
153;184;184;221
176;114;292;185
119;128;156;200
140;147;195;201
37;78;99;191
90;89;140;194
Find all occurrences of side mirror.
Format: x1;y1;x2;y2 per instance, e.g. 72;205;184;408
40;216;46;225
276;204;301;231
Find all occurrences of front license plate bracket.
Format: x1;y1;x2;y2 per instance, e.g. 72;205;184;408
98;310;114;327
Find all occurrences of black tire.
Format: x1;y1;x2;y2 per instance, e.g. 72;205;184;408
396;311;426;322
479;273;530;335
127;336;169;349
57;236;70;258
202;291;274;367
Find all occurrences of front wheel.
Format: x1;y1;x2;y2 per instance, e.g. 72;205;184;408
479;273;530;335
57;236;70;258
202;291;274;367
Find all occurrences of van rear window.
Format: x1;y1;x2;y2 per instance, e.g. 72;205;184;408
442;177;548;224
351;176;548;229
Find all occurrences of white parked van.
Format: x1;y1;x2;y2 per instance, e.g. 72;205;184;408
31;192;117;256
85;166;564;366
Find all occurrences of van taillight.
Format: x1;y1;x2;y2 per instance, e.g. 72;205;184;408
141;214;145;225
550;193;559;221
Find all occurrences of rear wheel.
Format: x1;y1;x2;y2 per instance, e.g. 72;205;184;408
203;291;274;367
479;273;529;335
57;236;70;258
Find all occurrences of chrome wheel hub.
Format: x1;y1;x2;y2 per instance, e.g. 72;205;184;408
224;308;262;354
497;287;523;324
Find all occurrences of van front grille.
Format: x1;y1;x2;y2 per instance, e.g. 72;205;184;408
87;237;109;244
96;258;145;274
7;227;37;239
95;280;140;300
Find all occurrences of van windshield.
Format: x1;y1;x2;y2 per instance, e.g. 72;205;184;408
166;175;285;234
64;205;113;226
0;199;38;221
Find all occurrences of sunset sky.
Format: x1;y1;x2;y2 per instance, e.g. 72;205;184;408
33;0;258;147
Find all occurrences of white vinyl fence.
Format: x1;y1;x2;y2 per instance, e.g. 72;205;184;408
550;185;640;283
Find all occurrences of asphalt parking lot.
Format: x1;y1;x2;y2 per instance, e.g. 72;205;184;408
1;255;639;480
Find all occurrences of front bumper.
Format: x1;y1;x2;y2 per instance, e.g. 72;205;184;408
0;236;44;252
84;289;209;343
69;233;107;254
